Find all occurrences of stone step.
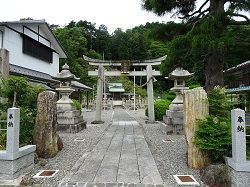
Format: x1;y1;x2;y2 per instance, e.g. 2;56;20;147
59;182;165;187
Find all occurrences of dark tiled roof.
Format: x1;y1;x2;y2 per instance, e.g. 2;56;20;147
224;60;250;74
9;64;58;83
9;64;92;91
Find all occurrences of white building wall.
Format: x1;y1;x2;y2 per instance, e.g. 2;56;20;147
3;25;59;75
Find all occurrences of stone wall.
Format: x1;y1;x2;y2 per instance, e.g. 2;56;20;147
183;87;210;169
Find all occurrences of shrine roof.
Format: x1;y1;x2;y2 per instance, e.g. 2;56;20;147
108;83;125;92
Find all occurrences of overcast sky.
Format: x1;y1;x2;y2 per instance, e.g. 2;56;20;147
1;0;179;33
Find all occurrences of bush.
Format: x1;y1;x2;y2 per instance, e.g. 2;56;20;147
164;91;176;101
19;107;37;145
195;116;231;162
195;87;232;162
72;99;81;111
145;99;171;121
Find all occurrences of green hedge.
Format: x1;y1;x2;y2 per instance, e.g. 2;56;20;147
145;99;171;121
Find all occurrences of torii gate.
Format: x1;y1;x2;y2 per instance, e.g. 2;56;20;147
84;55;167;123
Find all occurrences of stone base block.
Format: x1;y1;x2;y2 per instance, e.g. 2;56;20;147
166;110;183;118
159;122;167;134
0;152;34;180
173;124;184;135
165;124;184;135
163;115;171;124
58;120;87;133
172;116;183;125
57;110;81;118
163;116;184;135
57;115;83;125
226;157;250;172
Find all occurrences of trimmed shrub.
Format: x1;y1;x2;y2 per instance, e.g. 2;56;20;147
195;116;231;162
145;99;171;121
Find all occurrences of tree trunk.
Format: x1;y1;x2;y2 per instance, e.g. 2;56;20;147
204;49;224;91
210;0;225;14
203;0;226;91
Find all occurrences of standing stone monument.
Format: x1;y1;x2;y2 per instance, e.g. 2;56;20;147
226;108;250;171
33;91;63;158
0;49;9;80
0;108;36;180
53;63;86;133
183;87;211;169
163;67;193;134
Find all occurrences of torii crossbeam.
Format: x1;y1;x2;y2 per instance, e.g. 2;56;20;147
84;55;167;123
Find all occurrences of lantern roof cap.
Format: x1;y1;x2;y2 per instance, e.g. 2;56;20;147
165;67;193;80
53;63;80;81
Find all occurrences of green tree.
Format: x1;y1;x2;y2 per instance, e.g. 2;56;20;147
0;76;44;146
0;76;29;107
142;0;250;91
94;24;111;59
54;26;88;59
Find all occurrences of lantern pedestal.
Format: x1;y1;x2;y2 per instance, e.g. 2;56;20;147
53;63;86;133
163;67;193;135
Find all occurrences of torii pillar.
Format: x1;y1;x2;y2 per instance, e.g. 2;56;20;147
94;65;104;123
147;65;155;122
84;55;167;123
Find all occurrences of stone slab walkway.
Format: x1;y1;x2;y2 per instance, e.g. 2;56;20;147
59;108;163;186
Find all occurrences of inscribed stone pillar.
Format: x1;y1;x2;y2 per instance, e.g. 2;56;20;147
226;109;250;171
183;87;210;169
33;91;63;158
95;65;104;122
0;107;36;180
147;65;155;122
0;49;9;79
6;108;20;154
232;109;246;163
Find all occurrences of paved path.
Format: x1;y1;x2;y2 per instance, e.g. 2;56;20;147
59;108;163;187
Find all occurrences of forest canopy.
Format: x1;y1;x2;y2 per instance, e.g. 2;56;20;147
52;17;250;93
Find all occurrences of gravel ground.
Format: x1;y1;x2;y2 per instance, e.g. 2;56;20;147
21;109;114;187
20;108;204;187
126;109;204;186
22;107;250;187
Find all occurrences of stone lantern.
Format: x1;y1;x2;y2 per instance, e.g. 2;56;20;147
53;63;86;133
53;63;79;107
163;67;193;134
167;67;193;111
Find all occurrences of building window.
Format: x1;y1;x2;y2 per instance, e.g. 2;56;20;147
22;34;53;63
